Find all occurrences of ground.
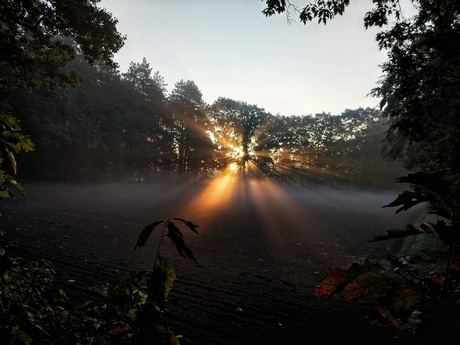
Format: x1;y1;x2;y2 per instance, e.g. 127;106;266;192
1;181;430;344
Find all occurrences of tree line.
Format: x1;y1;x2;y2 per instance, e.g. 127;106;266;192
1;55;400;188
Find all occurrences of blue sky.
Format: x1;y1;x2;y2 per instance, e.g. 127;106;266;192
99;1;413;116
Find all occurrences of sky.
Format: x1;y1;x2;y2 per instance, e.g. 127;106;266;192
99;1;411;116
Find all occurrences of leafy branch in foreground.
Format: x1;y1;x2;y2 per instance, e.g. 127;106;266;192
316;258;422;332
1;218;199;344
90;217;200;344
316;170;460;336
0;113;34;200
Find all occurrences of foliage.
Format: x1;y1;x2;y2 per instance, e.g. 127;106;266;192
0;0;125;92
0;218;199;344
315;258;421;332
372;2;460;172
374;170;460;247
89;217;199;344
316;170;460;335
0;0;124;192
0;114;34;200
209;98;271;176
262;0;402;27
0;235;70;344
3;67;399;185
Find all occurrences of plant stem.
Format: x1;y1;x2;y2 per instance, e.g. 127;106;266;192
153;221;167;270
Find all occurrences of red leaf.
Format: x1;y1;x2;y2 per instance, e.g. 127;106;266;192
111;326;127;334
429;275;444;284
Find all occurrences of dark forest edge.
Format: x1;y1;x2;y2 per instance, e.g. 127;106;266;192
2;55;402;190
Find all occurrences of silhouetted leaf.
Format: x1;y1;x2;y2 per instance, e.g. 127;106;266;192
134;221;164;250
383;190;429;213
396;170;447;192
369;224;424;242
173;217;199;234
166;221;197;263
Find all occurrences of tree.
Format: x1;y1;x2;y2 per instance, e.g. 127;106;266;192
168;80;215;178
122;58;167;104
371;3;460;172
0;0;125;92
209;98;271;177
0;0;125;187
262;1;460;174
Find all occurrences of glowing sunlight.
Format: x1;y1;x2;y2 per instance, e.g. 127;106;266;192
184;167;240;215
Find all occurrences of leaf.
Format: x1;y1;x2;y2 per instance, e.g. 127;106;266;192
391;288;418;311
315;267;347;298
375;305;406;332
134;221;163;250
11;325;33;345
9;179;28;200
383;190;429;213
173;217;199;234
166;221;197;263
395;170;447;192
419;223;434;233
343;271;390;302
369;224;423;242
156;256;176;298
315;259;382;299
111;326;128;334
149;256;177;309
5;147;17;175
428;275;444;285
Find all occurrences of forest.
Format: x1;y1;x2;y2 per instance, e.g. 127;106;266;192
1;55;401;189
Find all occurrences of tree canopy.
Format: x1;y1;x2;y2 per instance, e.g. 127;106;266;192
0;0;126;92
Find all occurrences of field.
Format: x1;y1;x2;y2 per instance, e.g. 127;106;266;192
1;180;424;344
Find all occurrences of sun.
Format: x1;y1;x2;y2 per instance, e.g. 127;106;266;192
227;162;239;172
227;145;244;159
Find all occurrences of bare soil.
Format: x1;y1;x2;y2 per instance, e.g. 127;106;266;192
1;181;425;344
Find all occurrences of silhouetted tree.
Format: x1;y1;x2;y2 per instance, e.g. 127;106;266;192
168;80;214;178
209;98;271;177
0;0;125;92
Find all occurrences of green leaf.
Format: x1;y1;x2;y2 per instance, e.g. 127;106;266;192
157;256;176;298
392;289;418;311
11;325;33;345
9;180;28;200
5;147;17;175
